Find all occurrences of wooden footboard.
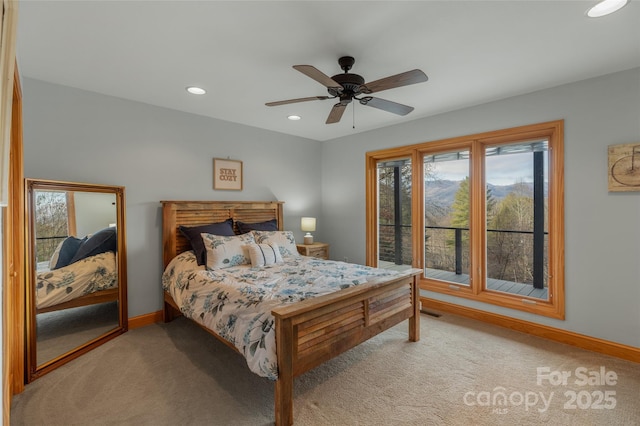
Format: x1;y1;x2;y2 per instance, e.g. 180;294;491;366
163;270;421;426
36;288;119;315
271;270;421;426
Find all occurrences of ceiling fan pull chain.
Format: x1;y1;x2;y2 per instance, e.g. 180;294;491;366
352;102;356;129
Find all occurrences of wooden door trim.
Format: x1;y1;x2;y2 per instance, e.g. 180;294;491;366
2;64;23;426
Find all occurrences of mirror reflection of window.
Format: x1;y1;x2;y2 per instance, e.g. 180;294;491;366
34;191;72;270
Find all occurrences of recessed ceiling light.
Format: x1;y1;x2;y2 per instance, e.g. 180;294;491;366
186;86;206;95
586;0;629;17
287;115;301;121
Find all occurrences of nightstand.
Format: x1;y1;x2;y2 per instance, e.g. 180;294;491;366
296;242;330;260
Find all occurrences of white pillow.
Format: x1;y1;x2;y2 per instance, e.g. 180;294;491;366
246;242;283;267
48;239;66;270
252;230;300;258
201;232;255;270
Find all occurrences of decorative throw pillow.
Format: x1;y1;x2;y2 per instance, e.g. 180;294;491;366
70;227;117;264
201;232;256;270
251;230;300;258
179;219;235;266
52;236;86;269
236;219;278;234
246;242;283;267
48;239;66;270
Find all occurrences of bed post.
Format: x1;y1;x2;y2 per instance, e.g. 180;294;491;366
409;273;420;342
161;202;178;268
274;315;294;426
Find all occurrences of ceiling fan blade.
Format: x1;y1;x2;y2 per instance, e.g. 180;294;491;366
360;96;414;116
361;69;428;94
265;96;330;107
326;103;347;124
293;65;342;90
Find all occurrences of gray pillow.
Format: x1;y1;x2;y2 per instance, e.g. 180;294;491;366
236;219;278;234
69;227;117;264
52;236;86;269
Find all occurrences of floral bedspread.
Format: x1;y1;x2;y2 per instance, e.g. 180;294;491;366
161;251;403;380
36;251;118;309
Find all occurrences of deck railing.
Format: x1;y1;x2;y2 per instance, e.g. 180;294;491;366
379;224;548;289
35;236;67;263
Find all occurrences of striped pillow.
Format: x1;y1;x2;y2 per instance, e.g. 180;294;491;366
251;230;300;258
246;242;283;267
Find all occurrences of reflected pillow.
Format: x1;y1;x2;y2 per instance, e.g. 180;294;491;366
246;242;283;267
48;239;66;270
201;232;255;270
251;230;299;258
236;219;278;234
52;236;86;270
179;219;235;266
70;227;117;264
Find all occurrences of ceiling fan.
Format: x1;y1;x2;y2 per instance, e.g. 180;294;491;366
266;56;428;124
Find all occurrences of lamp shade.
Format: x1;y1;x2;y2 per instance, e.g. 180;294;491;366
301;217;316;232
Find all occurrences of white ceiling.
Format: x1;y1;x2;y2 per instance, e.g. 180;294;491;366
16;1;640;142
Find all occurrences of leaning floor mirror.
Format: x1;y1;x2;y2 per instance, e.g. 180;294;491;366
25;178;128;382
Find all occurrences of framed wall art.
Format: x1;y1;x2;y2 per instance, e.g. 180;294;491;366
213;158;243;190
608;143;640;192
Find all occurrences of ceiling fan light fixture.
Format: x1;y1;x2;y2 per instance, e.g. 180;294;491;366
266;56;428;125
586;0;629;17
186;86;206;95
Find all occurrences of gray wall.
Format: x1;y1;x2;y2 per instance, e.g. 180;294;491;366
322;67;640;349
22;78;322;317
74;192;117;237
23;69;640;350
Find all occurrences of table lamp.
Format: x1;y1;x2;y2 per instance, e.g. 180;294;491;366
301;217;316;245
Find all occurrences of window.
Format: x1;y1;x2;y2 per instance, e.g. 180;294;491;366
33;190;76;264
424;149;471;286
483;140;549;298
366;121;564;319
376;158;413;271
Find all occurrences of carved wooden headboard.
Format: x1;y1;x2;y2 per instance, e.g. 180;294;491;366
160;200;284;268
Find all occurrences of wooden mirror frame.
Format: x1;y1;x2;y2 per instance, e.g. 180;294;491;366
24;178;128;382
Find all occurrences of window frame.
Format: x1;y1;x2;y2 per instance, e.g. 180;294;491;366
366;120;565;319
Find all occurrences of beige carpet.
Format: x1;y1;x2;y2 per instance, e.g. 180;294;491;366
10;313;640;425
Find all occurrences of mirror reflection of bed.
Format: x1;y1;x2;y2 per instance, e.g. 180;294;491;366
26;179;128;381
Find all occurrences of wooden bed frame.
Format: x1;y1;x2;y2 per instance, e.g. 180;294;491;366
35;288;119;315
161;200;421;426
